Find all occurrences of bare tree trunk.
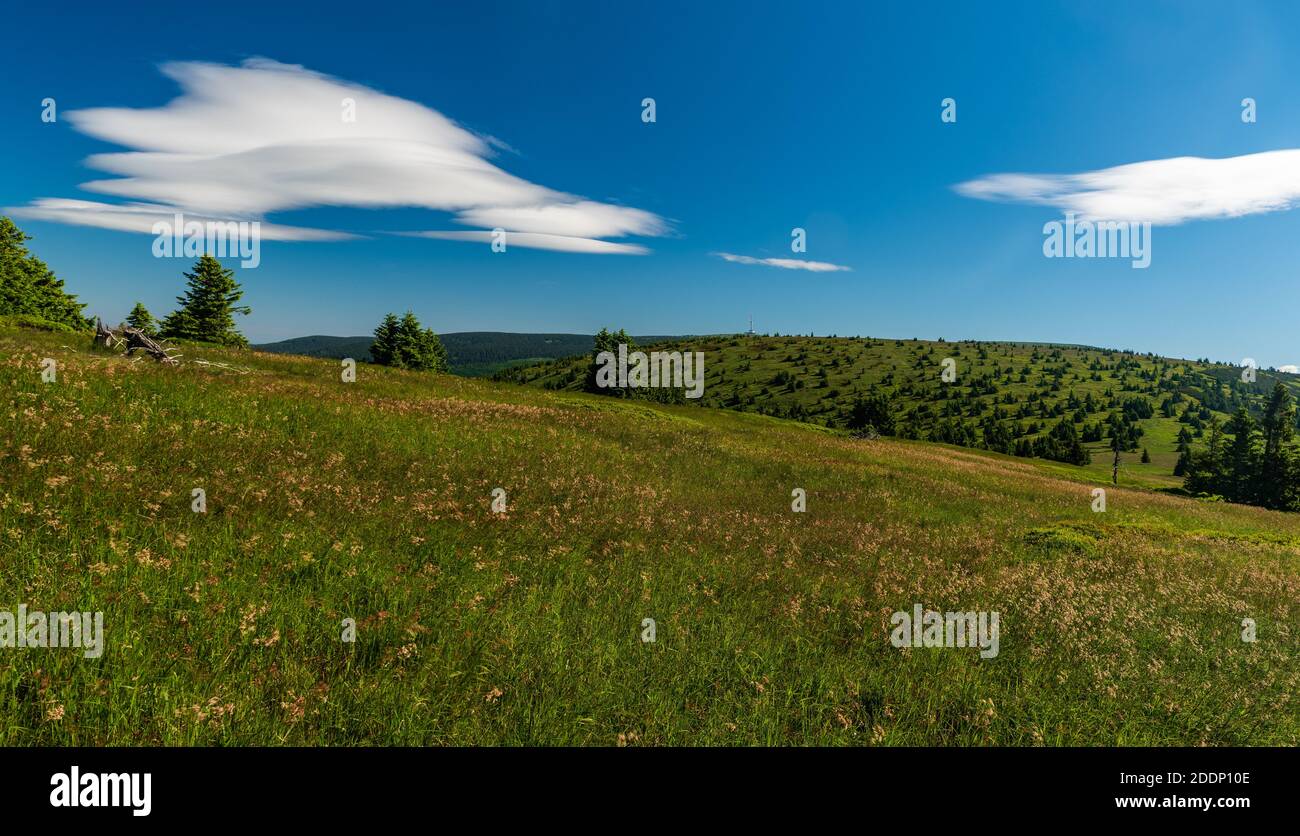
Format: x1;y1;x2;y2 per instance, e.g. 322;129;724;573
93;317;116;349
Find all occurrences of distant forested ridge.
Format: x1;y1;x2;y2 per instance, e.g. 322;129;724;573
255;332;679;375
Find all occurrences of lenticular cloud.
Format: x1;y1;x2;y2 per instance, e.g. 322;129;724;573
8;58;667;252
955;149;1300;225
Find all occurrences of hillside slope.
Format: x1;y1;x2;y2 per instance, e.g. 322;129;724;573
2;325;1297;745
255;332;681;376
502;334;1300;488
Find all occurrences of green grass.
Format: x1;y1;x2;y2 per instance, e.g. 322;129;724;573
503;334;1300;488
2;326;1297;745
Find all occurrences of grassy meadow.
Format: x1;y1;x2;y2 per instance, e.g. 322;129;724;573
2;324;1298;745
505;334;1300;490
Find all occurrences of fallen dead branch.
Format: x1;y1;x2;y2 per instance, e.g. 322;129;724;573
191;359;252;374
93;317;182;365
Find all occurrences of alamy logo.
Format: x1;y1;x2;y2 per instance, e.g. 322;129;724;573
0;606;103;659
889;604;999;659
1043;212;1151;269
50;766;151;816
152;212;261;268
594;343;705;399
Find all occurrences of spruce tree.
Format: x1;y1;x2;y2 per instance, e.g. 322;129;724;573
0;215;89;330
369;311;447;372
585;327;634;395
159;255;250;346
396;311;448;372
125;302;157;336
1259;382;1296;509
1184;418;1225;496
1225;408;1258;503
847;392;895;436
1053;417;1090;465
393;312;424;369
370;313;400;366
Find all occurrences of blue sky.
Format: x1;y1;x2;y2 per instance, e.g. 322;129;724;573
3;1;1298;368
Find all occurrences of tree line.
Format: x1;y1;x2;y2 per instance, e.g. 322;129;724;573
1179;383;1298;510
577;327;689;404
1;215;253;346
370;312;448;372
2;216;447;373
0;216;90;331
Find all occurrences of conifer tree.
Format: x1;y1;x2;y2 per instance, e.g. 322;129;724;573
125;302;157;336
396;311;448;372
0;216;89;330
368;311;447;372
847;392;896;436
159;255;250;346
370;313;400;366
585;327;635;395
1258;382;1296;509
1225;408;1258;503
1184;418;1224;496
1033;417;1090;465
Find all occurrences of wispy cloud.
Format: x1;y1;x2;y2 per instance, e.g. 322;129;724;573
713;252;851;272
13;199;356;242
399;230;648;255
955;150;1300;225
1279;364;1299;374
7;58;666;253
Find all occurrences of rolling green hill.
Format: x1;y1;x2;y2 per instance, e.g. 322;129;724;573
501;334;1300;488
2;323;1297;745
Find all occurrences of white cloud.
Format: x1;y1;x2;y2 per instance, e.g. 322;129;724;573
452;201;666;239
14;199;356;242
7;58;666;253
401;230;648;255
713;252;851;272
955;149;1300;224
1279;365;1299;374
